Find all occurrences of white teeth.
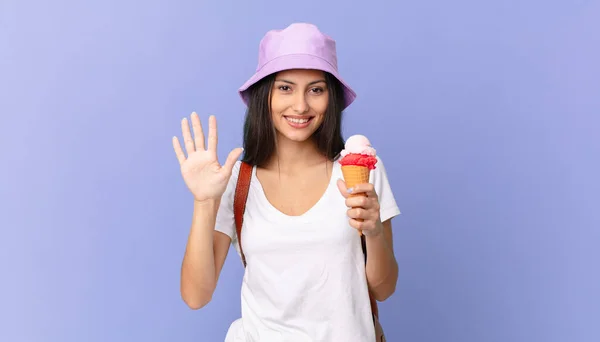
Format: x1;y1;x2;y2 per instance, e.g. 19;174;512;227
286;117;310;124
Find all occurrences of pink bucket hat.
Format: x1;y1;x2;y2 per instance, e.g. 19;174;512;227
238;23;357;109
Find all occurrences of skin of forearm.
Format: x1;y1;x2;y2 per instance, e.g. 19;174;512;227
180;199;220;309
365;220;398;301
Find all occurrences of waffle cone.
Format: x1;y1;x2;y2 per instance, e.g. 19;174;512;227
341;165;371;236
341;165;371;192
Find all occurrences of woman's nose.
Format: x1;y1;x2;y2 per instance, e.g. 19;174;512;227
291;93;309;114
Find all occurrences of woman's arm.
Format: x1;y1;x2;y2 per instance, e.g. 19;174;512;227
336;179;399;302
180;199;231;309
364;219;398;301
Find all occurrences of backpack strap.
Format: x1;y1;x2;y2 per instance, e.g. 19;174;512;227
233;161;380;320
362;235;380;318
233;161;253;267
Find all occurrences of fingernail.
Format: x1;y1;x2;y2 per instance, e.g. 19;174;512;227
347;188;353;193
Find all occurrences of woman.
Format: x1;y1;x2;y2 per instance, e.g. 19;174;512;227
173;23;401;341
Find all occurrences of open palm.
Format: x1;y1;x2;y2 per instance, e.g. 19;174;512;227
172;113;243;202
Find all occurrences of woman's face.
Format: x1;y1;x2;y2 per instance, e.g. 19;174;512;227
270;69;329;143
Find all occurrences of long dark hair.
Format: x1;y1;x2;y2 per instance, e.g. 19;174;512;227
241;71;346;167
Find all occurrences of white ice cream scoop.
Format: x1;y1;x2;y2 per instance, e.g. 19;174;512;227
340;134;376;156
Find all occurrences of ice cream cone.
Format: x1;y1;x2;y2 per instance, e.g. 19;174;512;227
341;165;371;236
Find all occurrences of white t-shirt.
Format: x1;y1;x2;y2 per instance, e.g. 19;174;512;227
214;156;401;342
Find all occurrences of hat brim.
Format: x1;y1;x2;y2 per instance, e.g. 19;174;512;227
238;54;357;110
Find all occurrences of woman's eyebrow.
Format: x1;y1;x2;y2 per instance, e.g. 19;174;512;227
275;79;327;85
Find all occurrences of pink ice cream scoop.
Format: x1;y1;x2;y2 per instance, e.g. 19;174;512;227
339;135;378;170
340;134;377;157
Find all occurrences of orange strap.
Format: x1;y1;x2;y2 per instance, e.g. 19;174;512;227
362;235;380;318
233;161;379;319
233;161;253;267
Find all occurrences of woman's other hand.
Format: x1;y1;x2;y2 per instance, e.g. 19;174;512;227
173;113;243;203
336;179;384;237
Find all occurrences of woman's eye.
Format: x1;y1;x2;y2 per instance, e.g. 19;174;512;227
279;85;291;91
311;87;324;94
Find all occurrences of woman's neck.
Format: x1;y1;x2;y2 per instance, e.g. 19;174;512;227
263;135;327;173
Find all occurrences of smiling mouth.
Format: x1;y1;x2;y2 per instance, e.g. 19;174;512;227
284;116;314;124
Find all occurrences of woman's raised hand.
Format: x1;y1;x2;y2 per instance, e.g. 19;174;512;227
172;113;243;203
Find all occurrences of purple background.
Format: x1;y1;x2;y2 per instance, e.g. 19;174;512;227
2;0;599;341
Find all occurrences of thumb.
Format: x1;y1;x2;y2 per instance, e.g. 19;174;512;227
336;178;349;198
223;147;244;173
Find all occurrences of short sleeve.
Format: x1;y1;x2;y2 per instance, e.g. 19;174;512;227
370;155;401;223
214;161;241;247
